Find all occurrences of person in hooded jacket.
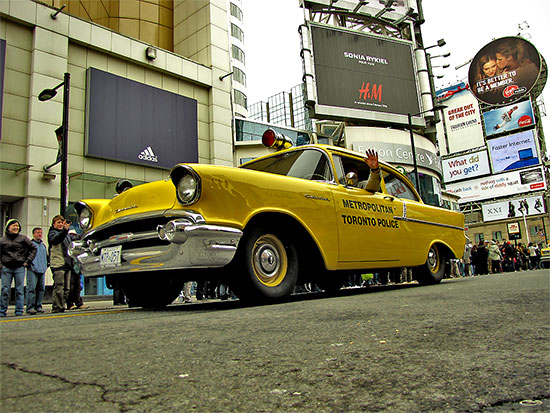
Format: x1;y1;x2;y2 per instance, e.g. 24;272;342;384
0;219;37;317
48;215;73;313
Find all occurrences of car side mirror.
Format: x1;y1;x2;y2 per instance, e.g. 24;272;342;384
346;171;358;187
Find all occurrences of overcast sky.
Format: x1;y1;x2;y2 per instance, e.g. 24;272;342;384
242;0;550;139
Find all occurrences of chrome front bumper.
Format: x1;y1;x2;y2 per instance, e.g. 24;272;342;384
70;212;242;277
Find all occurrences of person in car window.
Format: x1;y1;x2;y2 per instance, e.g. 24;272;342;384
357;149;381;192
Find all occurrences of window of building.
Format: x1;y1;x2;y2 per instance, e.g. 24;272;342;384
232;45;245;64
233;67;246;86
230;3;243;21
493;231;503;241
234;90;247;108
234;119;311;146
530;225;544;236
474;233;484;244
268;92;292;127
231;23;244;42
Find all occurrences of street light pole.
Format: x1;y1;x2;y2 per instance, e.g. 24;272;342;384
60;72;70;217
408;112;422;199
38;72;70;217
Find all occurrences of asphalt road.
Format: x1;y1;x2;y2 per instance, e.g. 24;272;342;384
1;270;549;412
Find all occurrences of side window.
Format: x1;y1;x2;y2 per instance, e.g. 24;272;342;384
383;170;419;201
332;155;346;185
334;155;372;187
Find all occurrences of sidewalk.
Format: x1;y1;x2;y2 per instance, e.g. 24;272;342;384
1;297;124;318
0;296;213;318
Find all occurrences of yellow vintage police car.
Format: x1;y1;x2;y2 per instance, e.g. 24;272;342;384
70;131;465;307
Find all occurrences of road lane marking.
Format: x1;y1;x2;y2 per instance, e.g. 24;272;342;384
0;309;132;323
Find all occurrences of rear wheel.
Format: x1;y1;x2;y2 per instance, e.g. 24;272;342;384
414;244;445;285
119;273;184;308
231;227;298;302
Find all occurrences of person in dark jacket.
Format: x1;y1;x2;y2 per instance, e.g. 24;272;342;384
0;219;37;317
48;215;72;313
473;241;489;275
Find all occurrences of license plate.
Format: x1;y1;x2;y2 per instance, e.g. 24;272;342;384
100;245;122;267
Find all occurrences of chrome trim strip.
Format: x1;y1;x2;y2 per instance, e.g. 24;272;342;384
92;230;159;250
394;216;464;231
82;209;205;239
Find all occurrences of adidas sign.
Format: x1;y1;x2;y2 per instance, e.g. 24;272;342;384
138;146;158;163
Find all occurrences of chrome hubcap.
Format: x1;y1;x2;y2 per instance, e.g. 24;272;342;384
255;244;280;278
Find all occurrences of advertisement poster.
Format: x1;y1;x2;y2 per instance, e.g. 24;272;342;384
482;195;545;222
507;222;522;240
487;129;539;172
85;68;198;169
482;99;535;137
468;36;541;105
440;88;485;153
445;166;546;203
441;150;491;183
310;24;420;116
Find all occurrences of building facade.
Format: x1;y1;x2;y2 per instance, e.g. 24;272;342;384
248;83;312;131
0;0;241;294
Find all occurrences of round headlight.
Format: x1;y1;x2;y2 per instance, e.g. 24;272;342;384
177;174;199;205
171;165;201;205
79;207;92;230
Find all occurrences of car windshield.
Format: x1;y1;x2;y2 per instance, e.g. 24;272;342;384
241;148;333;182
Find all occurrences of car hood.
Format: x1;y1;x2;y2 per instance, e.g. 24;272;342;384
80;179;177;229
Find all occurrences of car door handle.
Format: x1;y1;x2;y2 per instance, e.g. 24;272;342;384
384;196;395;202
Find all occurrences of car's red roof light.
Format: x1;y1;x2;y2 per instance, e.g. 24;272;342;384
262;129;276;147
262;129;293;150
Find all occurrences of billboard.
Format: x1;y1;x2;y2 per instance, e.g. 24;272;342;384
468;36;541;105
487;129;539;173
352;141;441;175
445;166;546;203
482;99;535;137
441;150;491;183
309;23;420;124
482;195;545;222
440;85;485;152
85;68;198;169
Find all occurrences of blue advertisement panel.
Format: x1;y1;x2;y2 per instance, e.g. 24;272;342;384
482;99;535;136
487;129;539;172
85;68;198;169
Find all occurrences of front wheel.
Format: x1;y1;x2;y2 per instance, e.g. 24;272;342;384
231;227;298;302
414;244;445;285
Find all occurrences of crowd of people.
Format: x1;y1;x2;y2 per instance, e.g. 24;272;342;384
458;239;543;277
0;215;87;317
